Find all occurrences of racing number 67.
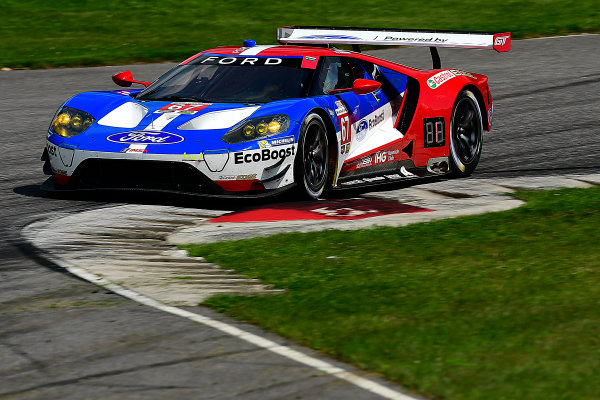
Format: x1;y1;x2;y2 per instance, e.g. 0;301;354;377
340;115;351;145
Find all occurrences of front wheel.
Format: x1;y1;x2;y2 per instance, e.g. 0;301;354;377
295;113;330;199
449;90;483;177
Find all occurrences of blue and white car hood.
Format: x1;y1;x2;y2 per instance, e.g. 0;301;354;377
50;89;307;154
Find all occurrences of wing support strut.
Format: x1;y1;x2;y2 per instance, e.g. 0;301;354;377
430;47;441;69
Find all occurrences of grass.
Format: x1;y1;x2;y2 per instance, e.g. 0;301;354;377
182;187;600;400
1;0;599;69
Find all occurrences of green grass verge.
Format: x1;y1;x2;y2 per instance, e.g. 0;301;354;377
182;187;600;400
2;0;599;69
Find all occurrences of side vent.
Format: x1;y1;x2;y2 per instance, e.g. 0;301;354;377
396;77;420;134
402;141;414;158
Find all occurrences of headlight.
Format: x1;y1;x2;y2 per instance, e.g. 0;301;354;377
222;114;290;144
50;107;95;138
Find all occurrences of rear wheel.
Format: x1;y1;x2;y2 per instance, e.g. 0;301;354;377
295;113;330;199
449;90;483;177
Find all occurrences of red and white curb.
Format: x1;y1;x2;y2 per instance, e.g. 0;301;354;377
21;174;599;400
170;174;597;244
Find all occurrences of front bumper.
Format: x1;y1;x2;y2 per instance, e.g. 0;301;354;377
43;140;297;195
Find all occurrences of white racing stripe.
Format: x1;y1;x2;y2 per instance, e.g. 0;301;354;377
43;252;419;400
145;112;180;130
239;45;278;55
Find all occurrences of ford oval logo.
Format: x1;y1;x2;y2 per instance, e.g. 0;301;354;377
356;120;369;141
107;130;184;144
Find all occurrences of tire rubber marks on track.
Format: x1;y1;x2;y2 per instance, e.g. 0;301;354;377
35;251;419;400
22;174;600;400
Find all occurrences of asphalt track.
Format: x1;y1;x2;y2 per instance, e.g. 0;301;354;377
1;34;598;399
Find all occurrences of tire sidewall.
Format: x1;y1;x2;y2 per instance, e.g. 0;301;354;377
295;113;329;199
449;90;483;176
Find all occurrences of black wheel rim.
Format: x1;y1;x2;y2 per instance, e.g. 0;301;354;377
452;98;481;164
303;122;327;191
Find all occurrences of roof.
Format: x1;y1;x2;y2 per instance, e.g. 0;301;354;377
180;44;352;64
179;43;427;77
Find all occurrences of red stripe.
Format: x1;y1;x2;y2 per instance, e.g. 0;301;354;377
215;180;265;192
210;198;432;223
54;173;70;185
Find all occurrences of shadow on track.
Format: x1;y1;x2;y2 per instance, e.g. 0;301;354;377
14;175;445;213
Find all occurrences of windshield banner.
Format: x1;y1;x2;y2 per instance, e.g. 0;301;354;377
190;55;304;67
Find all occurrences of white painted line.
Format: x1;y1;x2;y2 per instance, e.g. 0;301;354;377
42;252;419;400
522;33;597;40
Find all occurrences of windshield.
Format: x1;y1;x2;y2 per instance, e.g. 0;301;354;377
136;55;313;104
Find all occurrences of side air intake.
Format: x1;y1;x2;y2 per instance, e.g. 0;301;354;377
397;77;420;134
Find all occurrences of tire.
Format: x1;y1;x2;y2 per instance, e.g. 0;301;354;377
449;90;483;177
295;113;330;199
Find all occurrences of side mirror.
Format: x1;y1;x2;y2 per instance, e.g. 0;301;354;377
352;79;382;95
112;71;151;87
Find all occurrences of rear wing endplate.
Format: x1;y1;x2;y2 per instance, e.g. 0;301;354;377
277;26;511;69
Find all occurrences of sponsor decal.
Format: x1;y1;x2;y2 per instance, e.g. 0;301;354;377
334;100;347;116
258;136;295;149
427;70;455;89
107;130;184;144
381;36;448;43
219;175;236;180
156;103;211;114
182;152;204;161
114;90;132;96
373;151;387;164
299;35;361;40
355;111;384;142
356;156;372;168
236;174;257;180
335;100;351;153
234;146;295;164
369;111;384;129
339;114;351;145
427;70;477;89
193;55;299;67
46;144;57;157
493;33;511;52
232;47;250;54
494;35;509;46
301;55;319;69
121;144;148;153
356;119;369;141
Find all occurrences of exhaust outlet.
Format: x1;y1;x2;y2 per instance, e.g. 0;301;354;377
426;157;450;174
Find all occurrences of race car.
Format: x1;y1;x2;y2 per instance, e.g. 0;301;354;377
41;26;510;199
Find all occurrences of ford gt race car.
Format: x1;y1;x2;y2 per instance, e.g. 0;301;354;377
42;26;510;199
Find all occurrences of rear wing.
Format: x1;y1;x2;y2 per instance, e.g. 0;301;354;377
277;26;511;68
